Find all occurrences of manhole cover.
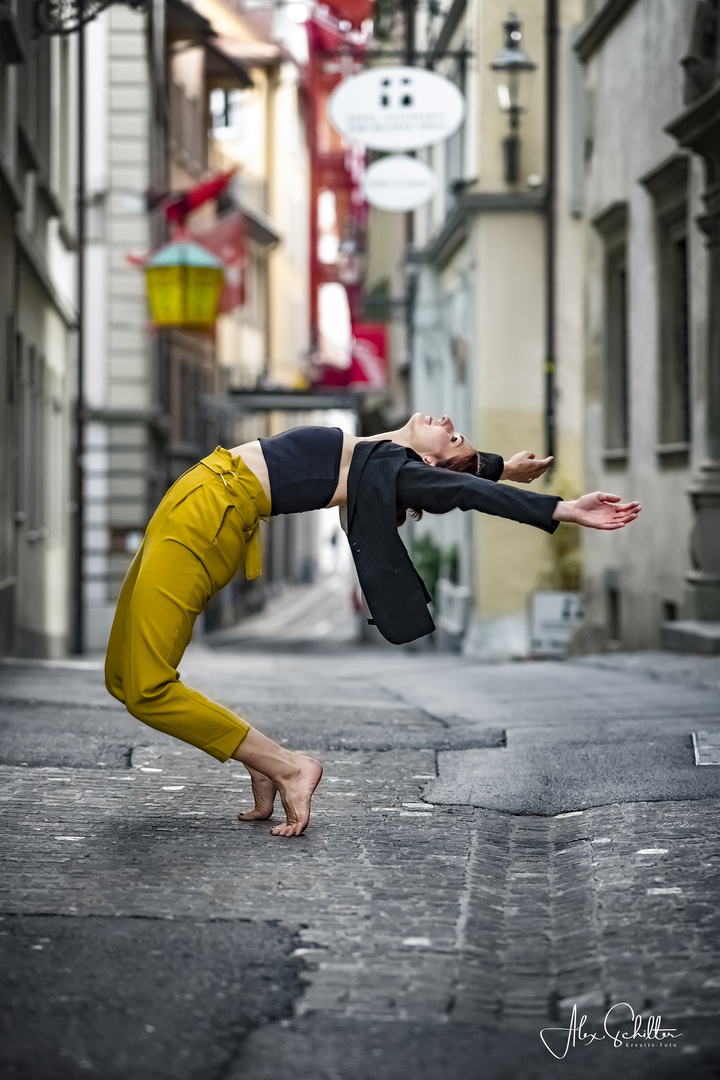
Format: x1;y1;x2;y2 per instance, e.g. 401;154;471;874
692;731;720;765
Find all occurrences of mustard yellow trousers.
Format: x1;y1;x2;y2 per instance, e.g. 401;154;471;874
104;447;271;762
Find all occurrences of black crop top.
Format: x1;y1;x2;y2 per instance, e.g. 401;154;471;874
259;426;344;516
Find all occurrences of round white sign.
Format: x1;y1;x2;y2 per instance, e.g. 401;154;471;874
363;155;437;212
328;65;465;151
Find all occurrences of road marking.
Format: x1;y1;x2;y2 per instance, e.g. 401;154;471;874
646;887;682;895
637;848;669;855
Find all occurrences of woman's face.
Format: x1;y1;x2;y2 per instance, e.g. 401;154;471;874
406;412;472;464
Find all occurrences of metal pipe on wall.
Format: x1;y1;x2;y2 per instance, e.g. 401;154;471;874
544;0;558;469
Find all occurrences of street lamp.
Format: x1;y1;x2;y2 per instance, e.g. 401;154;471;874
34;1;148;36
490;12;536;185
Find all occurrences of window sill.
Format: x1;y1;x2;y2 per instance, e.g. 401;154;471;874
656;442;690;467
602;448;628;466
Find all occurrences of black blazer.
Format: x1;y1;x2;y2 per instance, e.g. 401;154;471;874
345;441;561;645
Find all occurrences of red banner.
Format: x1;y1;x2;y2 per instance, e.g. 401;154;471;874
197;210;247;312
315;323;387;388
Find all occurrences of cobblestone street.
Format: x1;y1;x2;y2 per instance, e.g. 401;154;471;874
1;639;720;1079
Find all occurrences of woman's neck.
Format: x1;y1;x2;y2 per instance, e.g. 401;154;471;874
358;428;409;447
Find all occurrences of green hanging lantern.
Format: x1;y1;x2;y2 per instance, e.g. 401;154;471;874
145;240;225;330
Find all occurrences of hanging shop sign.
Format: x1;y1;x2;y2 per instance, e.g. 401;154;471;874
328;65;465;151
363;155;438;212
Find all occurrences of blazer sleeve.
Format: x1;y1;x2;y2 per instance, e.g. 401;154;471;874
477;451;504;482
397;460;562;533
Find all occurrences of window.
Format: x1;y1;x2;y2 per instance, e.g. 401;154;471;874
210;88;248;137
659;229;690;444
593;202;630;456
444;58;466;205
605;247;629;451
17;341;47;535
641;155;691;454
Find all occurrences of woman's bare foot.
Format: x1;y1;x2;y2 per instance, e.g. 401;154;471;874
238;765;276;822
272;756;324;837
230;729;324;838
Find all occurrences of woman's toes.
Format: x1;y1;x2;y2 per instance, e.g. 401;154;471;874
238;771;277;822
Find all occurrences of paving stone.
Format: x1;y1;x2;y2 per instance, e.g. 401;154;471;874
0;648;719;1079
0;913;301;1080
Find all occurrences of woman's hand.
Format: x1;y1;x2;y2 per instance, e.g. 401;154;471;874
553;492;641;530
501;451;554;484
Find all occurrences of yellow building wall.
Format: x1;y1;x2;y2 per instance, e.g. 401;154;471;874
472;206;582;620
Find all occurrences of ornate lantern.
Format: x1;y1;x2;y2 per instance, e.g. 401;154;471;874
144;240;225;331
490;13;537;184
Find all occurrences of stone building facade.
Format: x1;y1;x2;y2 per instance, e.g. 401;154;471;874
0;2;78;657
576;0;720;651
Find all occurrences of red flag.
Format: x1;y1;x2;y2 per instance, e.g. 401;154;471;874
197;210;247;312
164;168;238;226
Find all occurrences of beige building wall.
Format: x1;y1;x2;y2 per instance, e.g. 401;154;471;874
473;211;550;620
404;0;586;657
192;0;311;392
268;64;310;385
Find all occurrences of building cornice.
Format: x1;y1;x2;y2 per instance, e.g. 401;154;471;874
574;0;641;63
665;83;720;156
591;199;628;238
408;190;545;269
241;203;280;248
84;407;162;425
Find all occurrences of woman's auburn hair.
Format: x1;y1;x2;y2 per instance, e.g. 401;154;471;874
398;449;486;526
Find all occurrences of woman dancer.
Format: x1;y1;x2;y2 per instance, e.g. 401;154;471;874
105;414;640;837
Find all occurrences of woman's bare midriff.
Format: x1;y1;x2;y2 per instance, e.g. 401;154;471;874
229;432;370;511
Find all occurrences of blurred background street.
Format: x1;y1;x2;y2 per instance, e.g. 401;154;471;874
2;0;720;1076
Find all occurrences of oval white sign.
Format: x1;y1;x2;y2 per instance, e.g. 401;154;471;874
363;155;437;212
328;65;465;151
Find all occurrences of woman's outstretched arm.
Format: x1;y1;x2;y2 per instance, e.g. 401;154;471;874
551;491;641;530
397;460;562;532
397;461;640;533
501;450;554;483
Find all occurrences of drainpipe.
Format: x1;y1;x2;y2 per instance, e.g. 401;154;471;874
544;0;558;469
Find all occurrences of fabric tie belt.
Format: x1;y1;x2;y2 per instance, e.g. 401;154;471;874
199;446;270;580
